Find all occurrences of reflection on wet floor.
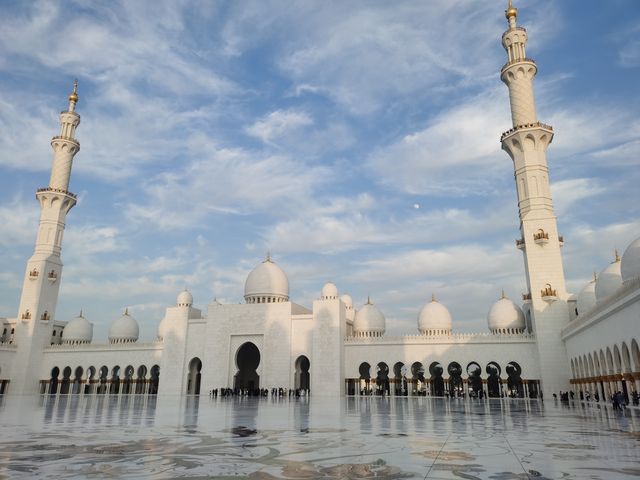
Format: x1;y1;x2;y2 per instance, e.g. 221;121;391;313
0;395;638;479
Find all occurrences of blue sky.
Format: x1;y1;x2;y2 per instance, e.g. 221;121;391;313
0;0;638;340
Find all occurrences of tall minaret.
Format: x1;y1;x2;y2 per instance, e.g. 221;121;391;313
499;2;570;399
10;82;81;395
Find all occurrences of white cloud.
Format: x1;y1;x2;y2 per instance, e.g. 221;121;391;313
246;109;313;144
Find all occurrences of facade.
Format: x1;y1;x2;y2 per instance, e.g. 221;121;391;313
0;5;639;402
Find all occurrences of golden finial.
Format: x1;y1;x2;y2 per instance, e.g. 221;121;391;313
431;293;436;302
124;307;129;316
592;271;597;282
69;79;78;103
501;289;506;299
366;295;372;305
265;251;272;262
614;249;620;262
79;309;83;318
505;0;518;20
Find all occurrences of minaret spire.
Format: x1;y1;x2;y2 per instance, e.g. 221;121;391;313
499;6;570;399
10;84;83;395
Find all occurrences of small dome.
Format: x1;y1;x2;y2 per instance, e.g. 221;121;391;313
621;237;640;283
595;254;622;303
487;294;525;333
353;298;385;336
576;276;597;316
244;254;289;304
63;311;93;344
340;294;353;308
109;309;139;344
321;282;338;299
177;289;193;307
418;295;452;335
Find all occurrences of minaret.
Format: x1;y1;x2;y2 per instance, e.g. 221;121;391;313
499;3;570;399
10;82;81;395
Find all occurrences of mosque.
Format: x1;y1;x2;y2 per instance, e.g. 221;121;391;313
0;4;639;402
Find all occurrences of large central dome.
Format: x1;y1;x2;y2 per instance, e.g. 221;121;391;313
244;254;289;304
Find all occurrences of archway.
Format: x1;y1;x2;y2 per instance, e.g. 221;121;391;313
136;365;147;394
149;365;160;395
429;362;444;396
72;366;83;394
359;362;371;395
506;362;523;397
294;355;310;391
98;366;108;394
466;362;482;397
447;362;463;397
187;357;202;395
234;342;260;392
60;366;71;394
411;362;425;395
376;362;389;395
86;366;96;394
393;362;407;396
486;362;502;397
110;366;121;394
49;367;60;395
123;365;134;395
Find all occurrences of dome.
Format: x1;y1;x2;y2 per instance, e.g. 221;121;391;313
108;309;139;343
321;281;338;299
177;289;193;307
576;276;597;316
157;315;169;341
341;294;353;308
621;237;640;283
352;298;385;336
487;294;525;333
418;295;452;335
63;311;93;344
595;254;622;303
244;254;289;304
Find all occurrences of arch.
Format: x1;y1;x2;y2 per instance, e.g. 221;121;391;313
60;366;72;394
621;343;632;372
466;362;482;397
149;365;160;395
186;357;202;395
123;365;135;394
86;366;96;394
411;362;425;395
98;366;108;394
136;365;148;394
234;342;260;392
359;362;371;395
49;367;60;394
631;339;640;371
447;362;463;397
506;361;523;398
294;355;310;391
606;348;614;374
486;362;502;398
613;345;622;373
429;362;444;396
588;353;595;378
110;366;121;394
72;366;83;394
393;362;407;396
599;350;607;376
376;362;389;395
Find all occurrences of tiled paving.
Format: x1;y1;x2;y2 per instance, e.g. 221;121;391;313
0;395;638;479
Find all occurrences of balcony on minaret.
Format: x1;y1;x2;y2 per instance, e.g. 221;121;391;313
21;310;31;320
522;292;532;302
40;311;50;321
29;268;39;279
541;284;558;301
47;270;58;282
533;230;549;245
515;238;525;250
558;235;564;247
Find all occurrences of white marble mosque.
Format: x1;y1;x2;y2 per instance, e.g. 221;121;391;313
0;3;639;407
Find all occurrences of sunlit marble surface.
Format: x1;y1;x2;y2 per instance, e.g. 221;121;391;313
0;395;638;479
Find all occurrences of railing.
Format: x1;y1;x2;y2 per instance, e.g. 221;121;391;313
29;269;39;278
541;286;557;298
533;231;549;241
515;238;525;247
344;332;536;343
36;187;77;199
502;26;527;39
501;57;537;72
500;122;553;142
522;293;532;301
21;311;31;320
40;312;50;321
51;135;79;145
47;270;58;280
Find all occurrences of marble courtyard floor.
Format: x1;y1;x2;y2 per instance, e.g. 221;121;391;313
0;395;638;479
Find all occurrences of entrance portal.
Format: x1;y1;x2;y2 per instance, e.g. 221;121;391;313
234;342;260;391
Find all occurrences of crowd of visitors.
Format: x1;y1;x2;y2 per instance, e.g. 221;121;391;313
209;388;310;398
